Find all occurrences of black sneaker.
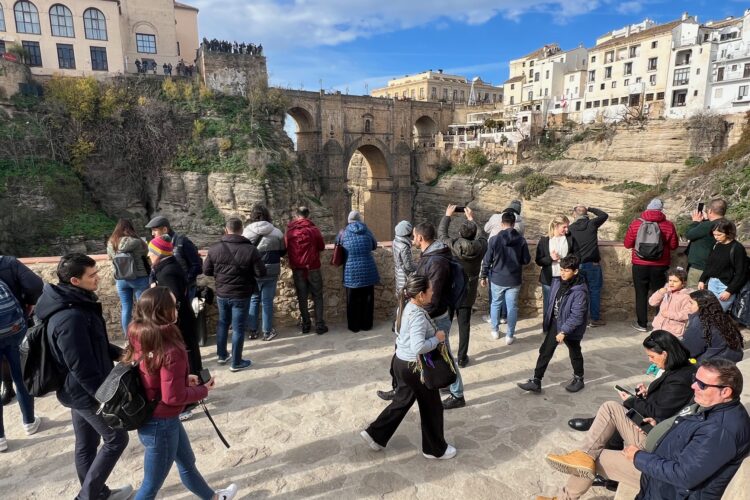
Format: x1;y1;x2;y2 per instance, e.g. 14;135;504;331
631;321;648;332
376;389;396;401
517;378;542;393
592;475;619;492
442;394;466;410
457;357;469;368
316;325;329;335
565;376;585;393
262;329;278;341
301;324;311;334
248;330;259;340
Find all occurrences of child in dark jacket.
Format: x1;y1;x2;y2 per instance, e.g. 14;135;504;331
518;255;589;393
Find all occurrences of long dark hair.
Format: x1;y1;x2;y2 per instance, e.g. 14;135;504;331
109;218;139;251
395;274;430;333
642;330;691;371
689;290;744;351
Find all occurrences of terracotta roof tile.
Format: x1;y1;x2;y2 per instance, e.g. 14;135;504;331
592;19;683;52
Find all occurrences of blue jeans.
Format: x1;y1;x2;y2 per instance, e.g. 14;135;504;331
247;277;278;334
135;417;214;500
0;331;34;438
216;296;250;366
490;283;520;336
116;276;150;336
435;312;463;398
487;286;507;319
708;278;736;312
579;262;602;321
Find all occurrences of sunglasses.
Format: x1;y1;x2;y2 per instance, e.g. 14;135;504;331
692;374;727;391
175;301;181;310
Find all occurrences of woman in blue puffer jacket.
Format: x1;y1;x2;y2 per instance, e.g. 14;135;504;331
339;211;379;332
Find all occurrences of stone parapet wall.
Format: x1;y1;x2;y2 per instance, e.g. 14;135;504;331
20;242;749;340
0;59;30;99
198;49;268;97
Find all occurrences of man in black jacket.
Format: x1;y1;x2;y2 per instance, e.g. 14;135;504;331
204;218;266;372
438;205;487;368
36;253;131;500
414;222;465;410
568;205;608;327
146;215;203;302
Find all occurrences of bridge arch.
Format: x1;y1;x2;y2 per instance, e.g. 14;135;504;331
413;115;438;147
286;106;317;152
345;137;393;241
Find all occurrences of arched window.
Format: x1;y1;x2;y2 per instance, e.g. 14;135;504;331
14;1;40;34
49;4;74;37
0;5;6;32
83;8;107;40
364;119;371;133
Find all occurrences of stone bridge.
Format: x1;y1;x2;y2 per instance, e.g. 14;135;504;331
281;90;454;240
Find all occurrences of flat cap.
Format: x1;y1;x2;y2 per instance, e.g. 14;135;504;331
145;215;171;228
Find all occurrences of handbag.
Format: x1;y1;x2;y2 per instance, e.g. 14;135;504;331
416;312;457;390
330;231;345;267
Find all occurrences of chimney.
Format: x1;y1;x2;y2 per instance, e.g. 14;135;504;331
438;69;443;73
682;12;688;21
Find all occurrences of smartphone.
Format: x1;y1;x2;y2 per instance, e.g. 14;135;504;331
615;384;635;397
454;206;466;213
626;408;654;433
198;368;212;385
697;202;705;213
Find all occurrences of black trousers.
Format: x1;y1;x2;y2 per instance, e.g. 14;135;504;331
533;318;584;380
367;356;447;457
455;307;472;363
346;285;374;332
632;264;668;328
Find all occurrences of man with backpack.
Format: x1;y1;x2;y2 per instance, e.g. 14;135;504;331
413;222;466;410
0;254;44;452
145;215;203;301
480;212;531;345
285;207;328;335
35;253;131;500
624;198;679;332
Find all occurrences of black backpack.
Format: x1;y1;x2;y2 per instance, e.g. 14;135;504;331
439;255;468;309
20;312;68;397
95;361;157;431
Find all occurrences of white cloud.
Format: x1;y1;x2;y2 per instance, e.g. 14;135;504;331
616;1;644;15
192;0;603;49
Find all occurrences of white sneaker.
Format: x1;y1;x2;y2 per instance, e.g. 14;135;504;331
423;444;457;460
215;483;238;500
23;416;41;436
0;437;7;452
500;318;507;325
360;430;384;451
178;410;193;421
505;335;515;345
491;329;500;340
107;484;134;500
482;314;492;324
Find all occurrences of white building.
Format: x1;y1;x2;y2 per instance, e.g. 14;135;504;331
707;12;750;115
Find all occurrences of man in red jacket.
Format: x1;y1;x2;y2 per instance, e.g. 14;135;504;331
624;198;679;331
285;207;328;334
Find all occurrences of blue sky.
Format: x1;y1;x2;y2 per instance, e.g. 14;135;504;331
192;0;745;93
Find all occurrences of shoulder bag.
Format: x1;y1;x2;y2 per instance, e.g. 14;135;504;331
330;231;345;267
416;311;457;390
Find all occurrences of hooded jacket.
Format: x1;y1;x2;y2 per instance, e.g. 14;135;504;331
568;207;608;264
243;221;287;278
480;228;531;287
648;287;694;338
203;234;266;298
340;221;379;288
634;399;750;500
624;209;679;267
392;222;416;294
285;217;325;271
438;215;487;307
36;283;122;410
415;240;452;318
543;273;589;341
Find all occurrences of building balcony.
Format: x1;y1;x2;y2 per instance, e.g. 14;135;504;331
628;82;645;94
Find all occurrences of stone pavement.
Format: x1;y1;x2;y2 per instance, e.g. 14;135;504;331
0;318;711;499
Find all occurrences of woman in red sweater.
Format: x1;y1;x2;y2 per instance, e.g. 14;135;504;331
124;287;237;500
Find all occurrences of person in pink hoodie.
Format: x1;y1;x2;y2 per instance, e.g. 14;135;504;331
624;198;679;332
648;267;693;338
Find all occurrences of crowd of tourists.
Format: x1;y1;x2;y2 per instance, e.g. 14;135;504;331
0;197;748;499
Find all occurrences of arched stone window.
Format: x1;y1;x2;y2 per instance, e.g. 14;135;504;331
0;5;6;32
50;4;74;37
14;1;40;34
364;119;371;133
363;113;373;133
83;8;107;40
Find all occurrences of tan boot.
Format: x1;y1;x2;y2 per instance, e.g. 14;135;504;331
545;450;596;479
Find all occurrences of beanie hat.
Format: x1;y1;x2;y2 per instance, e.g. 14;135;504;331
505;199;522;215
148;234;174;257
348;210;362;223
646;198;664;211
395;220;413;237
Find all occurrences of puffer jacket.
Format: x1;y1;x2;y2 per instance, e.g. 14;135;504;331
438;215;487;308
634;400;750;499
393;235;415;293
203;234;266;298
340;222;379;288
624;210;679;267
285;217;325;270
648;287;694;338
681;314;744;363
107;237;150;278
243;221;287;278
543;274;589;341
415;240;452;318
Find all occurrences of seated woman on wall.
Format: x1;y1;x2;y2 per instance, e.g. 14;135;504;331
538;331;695;500
682;289;744;363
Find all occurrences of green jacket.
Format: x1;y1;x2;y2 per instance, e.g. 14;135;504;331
685;220;715;270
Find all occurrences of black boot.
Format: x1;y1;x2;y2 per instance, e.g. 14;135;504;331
376;389;395;401
564;376;585;393
0;382;15;406
517;378;542;393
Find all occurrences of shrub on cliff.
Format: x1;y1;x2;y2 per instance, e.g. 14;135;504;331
517;173;552;199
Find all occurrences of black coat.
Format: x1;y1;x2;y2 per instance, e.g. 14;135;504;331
36;283;122;410
568;207;608;264
0;255;43;308
622;363;696;421
203;234;266;298
438;216;487;308
415;241;452;318
535;235;577;286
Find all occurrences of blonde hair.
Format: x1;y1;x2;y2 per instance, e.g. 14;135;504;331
548;215;570;238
